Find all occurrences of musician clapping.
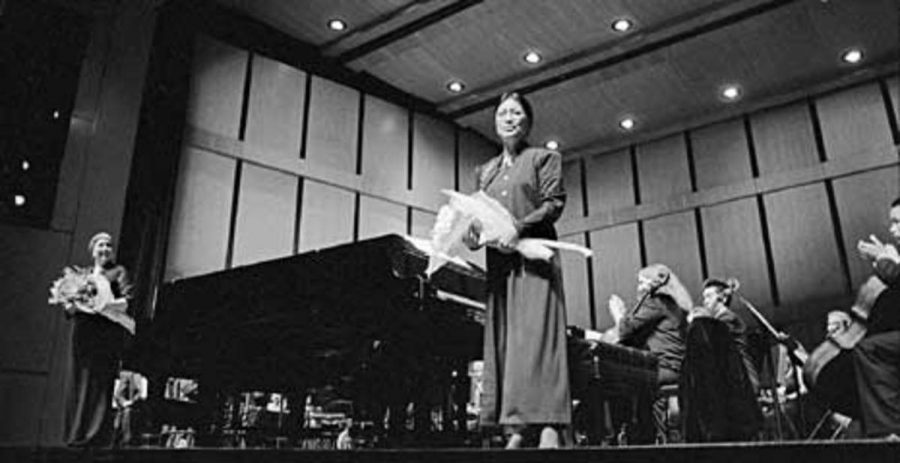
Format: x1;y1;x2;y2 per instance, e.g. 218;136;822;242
609;264;690;441
851;197;900;439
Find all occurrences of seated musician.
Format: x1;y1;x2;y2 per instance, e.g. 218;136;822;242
680;278;762;442
692;278;760;393
608;263;690;441
853;197;900;439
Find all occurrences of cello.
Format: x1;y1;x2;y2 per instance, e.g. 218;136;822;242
801;275;887;416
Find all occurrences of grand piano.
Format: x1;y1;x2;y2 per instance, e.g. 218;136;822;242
132;233;657;447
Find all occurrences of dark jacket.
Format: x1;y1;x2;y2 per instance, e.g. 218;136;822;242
619;294;687;375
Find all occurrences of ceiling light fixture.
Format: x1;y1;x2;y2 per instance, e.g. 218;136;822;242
841;47;864;64
720;84;742;102
14;195;25;207
545;140;560;150
446;80;465;93
524;51;542;64
327;19;347;31
612;18;633;33
21;160;29;171
619;117;636;131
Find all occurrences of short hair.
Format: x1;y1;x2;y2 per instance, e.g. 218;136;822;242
702;277;733;303
891;197;900;209
496;92;534;126
88;232;112;254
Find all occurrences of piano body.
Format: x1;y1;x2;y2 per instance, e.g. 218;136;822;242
133;233;659;446
133;234;486;443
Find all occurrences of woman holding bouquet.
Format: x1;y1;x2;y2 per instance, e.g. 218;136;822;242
64;232;133;447
467;92;569;448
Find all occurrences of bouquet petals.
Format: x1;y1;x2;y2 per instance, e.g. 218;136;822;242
423;190;593;276
48;266;135;334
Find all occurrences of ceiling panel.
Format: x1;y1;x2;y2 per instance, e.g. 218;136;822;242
348;0;724;102
214;0;899;157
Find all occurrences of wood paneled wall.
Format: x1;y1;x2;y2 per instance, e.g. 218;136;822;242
165;35;495;280
559;75;899;335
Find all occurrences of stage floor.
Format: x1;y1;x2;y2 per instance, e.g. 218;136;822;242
3;440;900;463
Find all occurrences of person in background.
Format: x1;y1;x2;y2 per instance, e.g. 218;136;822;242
465;92;570;449
65;232;133;447
609;263;690;441
853;197;900;439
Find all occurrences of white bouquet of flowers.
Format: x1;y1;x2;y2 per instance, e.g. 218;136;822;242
425;190;593;276
48;266;135;334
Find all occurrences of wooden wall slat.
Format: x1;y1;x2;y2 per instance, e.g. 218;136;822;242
165;147;236;280
186;36;247;139
589;223;642;330
458;130;497;193
764;184;846;305
244;54;306;161
832;166;900;289
298;180;355;252
584;148;634;214
635;134;692;204
750;102;819;176
358;195;407;241
701;198;773;311
816;82;893;161
691;118;753;190
560;234;592;329
643;211;704;302
305;76;360;174
412;114;455;209
888;76;899;131
361;95;409;199
231;164;297;267
560;160;584;222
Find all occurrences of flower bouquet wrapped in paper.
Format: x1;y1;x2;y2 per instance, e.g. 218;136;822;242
49;266;135;334
425;189;593;276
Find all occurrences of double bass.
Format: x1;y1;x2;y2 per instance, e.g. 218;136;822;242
801;276;887;416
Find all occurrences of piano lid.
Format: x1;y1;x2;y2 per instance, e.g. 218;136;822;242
132;234;485;390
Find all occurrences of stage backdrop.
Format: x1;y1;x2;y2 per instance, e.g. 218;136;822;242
557;76;900;346
163;35;496;283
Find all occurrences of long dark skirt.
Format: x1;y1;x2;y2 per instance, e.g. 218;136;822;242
64;313;123;446
480;250;571;427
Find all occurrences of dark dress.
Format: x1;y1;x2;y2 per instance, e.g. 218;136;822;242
476;146;571;426
64;263;132;446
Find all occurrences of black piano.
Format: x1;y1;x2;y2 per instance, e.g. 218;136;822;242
133;234;486;445
132;233;659;447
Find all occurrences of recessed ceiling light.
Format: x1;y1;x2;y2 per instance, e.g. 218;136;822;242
52;110;60;119
14;195;25;207
21;160;29;171
841;47;864;64
524;51;542;64
720;84;742;102
545;140;559;150
619;117;636;130
446;80;465;93
612;18;634;32
327;19;347;31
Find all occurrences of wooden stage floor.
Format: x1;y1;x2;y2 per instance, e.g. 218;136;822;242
3;440;900;463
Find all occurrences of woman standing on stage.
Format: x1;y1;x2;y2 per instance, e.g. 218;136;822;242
466;92;570;449
64;232;133;447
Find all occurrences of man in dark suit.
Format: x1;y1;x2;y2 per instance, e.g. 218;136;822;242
854;197;900;439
